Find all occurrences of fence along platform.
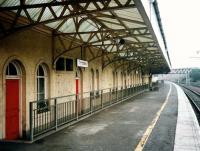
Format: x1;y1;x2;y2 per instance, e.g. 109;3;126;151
29;84;149;141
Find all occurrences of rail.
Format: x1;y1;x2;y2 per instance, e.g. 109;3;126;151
29;84;149;141
180;84;200;124
180;84;200;98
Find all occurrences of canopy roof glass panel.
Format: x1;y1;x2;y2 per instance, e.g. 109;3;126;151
0;0;170;73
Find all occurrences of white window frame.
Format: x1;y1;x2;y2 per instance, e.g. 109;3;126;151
36;65;48;101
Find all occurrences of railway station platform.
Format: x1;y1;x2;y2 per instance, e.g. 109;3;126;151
0;82;200;151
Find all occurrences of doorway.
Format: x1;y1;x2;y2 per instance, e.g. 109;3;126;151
77;68;83;113
5;61;22;140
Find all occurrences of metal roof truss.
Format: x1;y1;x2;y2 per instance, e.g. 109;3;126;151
0;0;169;74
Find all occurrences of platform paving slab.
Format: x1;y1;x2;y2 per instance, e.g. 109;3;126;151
143;82;178;151
0;83;170;151
173;83;200;151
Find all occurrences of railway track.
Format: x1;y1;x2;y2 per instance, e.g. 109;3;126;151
180;85;200;124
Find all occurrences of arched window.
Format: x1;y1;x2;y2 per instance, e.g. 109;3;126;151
6;62;19;76
91;69;94;92
130;73;132;86
136;70;138;85
96;70;99;91
121;72;123;88
113;71;115;89
139;70;141;85
134;71;136;86
127;73;130;88
124;73;126;88
5;60;25;139
37;64;48;101
116;72;118;89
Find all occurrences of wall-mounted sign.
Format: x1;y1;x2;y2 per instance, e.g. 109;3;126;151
77;59;88;68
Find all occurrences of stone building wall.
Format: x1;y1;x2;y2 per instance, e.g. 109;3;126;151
0;28;149;139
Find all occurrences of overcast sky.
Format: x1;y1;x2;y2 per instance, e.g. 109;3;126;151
158;0;200;69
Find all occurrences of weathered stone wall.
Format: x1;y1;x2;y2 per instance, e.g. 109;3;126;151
0;28;146;139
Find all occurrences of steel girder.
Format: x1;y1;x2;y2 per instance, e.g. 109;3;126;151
0;0;169;73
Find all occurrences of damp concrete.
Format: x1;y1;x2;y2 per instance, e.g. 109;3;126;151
0;83;176;151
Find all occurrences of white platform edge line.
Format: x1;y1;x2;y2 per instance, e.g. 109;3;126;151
173;82;200;151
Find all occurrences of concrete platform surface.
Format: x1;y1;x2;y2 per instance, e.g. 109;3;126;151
143;82;178;151
173;83;200;151
0;82;197;151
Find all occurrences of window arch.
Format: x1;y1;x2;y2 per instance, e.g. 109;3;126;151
127;73;130;88
121;72;123;88
91;69;95;92
96;69;99;91
113;71;115;89
124;73;126;88
4;59;27;139
36;64;48;102
6;61;20;76
116;72;118;89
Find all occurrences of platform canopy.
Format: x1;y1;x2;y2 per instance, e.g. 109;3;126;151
0;0;170;74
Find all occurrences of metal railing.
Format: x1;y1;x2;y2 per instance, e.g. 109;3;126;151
29;84;149;141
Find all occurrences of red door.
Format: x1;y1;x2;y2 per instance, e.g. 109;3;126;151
6;79;20;140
